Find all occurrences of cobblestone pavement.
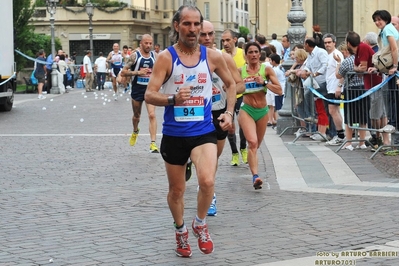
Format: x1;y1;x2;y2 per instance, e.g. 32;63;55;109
0;90;398;266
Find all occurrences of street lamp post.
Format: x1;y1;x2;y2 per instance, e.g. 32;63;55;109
85;1;94;62
249;0;259;36
276;0;307;134
46;0;60;94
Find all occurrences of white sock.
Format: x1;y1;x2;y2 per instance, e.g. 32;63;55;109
194;215;206;227
175;224;187;234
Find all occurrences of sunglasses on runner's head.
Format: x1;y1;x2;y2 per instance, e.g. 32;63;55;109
200;31;214;37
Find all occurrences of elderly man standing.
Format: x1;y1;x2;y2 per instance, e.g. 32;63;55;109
83;50;93;92
363;32;379;52
302;38;329;140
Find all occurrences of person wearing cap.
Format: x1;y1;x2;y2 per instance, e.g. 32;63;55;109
246;33;253;43
237;37;245;49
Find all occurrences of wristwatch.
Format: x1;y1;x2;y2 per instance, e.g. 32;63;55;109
263;80;268;86
167;95;175;105
338;83;343;87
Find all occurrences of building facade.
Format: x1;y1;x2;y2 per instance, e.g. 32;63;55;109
249;0;399;44
31;0;399;59
31;0;250;58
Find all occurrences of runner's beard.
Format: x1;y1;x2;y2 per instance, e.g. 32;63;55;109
181;36;198;49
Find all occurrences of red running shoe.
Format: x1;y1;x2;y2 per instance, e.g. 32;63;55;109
175;231;192;257
192;219;214;254
253;177;263;190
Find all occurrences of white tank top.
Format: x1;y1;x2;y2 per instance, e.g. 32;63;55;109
211;49;227;111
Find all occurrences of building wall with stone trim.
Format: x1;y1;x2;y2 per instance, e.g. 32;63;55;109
249;0;399;42
30;0;399;56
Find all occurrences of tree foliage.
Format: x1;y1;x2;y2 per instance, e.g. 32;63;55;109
13;0;36;71
35;0;122;8
89;0;122;7
239;26;250;39
14;0;61;71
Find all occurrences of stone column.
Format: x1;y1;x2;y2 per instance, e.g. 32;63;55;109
276;0;307;134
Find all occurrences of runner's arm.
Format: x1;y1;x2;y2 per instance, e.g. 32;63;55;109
120;53;137;77
145;52;172;106
106;52;112;64
264;66;283;95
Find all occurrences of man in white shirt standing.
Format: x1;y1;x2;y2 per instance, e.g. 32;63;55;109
94;52;108;90
302;38;329;140
83;50;93;92
323;34;345;145
269;33;284;57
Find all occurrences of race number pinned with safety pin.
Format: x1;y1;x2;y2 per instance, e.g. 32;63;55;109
137;68;152;85
174;96;205;121
243;76;264;94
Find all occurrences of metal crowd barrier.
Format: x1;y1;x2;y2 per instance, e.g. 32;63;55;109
279;75;327;143
279;70;399;159
309;71;399;159
336;72;398;158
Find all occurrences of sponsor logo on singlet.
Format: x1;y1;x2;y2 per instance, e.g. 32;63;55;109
174;74;184;84
186;75;196;82
198;73;207;83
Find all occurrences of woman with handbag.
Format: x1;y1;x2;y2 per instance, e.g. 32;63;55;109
369;10;399;75
368;10;399;148
287;48;312;136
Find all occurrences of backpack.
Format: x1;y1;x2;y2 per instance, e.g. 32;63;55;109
30;70;38;85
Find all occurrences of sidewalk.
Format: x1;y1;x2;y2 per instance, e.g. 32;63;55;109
264;128;399;197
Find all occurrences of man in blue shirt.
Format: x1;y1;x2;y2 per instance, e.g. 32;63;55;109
45;53;53;93
282;35;291;62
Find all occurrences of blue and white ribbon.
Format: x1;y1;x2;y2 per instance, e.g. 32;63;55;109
308;72;399;104
0;72;16;86
15;50;48;65
15;50;83;67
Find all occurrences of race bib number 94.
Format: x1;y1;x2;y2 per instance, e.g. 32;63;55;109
174;96;205;121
